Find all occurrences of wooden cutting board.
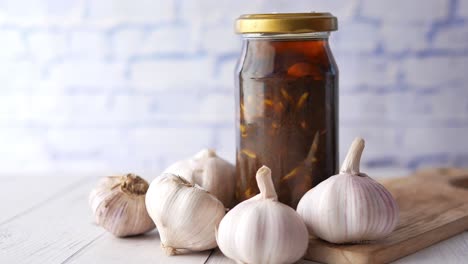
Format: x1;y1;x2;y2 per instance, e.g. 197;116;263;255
304;167;468;264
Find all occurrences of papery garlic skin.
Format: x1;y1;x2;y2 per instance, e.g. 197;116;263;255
297;138;399;244
164;149;236;207
89;174;155;237
145;173;226;255
217;166;309;264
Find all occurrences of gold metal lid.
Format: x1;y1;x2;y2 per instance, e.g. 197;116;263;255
235;12;338;34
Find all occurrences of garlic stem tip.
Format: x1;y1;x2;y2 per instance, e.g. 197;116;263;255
256;166;277;200
340;137;366;175
257;165;271;176
353;137;365;148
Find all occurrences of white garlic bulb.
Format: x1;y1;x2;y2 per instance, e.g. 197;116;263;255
217;166;309;264
297;138;399;244
145;173;226;255
89;173;155;237
164;148;236;207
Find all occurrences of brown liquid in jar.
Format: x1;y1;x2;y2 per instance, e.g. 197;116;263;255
235;38;339;208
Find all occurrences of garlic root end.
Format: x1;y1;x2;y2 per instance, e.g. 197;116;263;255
171;175;194;187
161;243;193;256
120;173;150;195
161;243;177;256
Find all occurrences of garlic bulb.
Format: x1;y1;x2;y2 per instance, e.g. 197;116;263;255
297;138;399;244
217;166;309;264
89;173;155;237
164;149;236;207
145;173;225;255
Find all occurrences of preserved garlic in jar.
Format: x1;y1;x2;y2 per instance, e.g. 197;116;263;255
235;13;339;208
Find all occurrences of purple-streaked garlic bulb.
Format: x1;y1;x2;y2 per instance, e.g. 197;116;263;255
89;174;155;237
297;138;399;244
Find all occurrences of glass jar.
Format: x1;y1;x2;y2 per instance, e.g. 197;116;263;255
234;13;339;208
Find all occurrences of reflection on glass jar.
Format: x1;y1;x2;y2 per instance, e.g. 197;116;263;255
235;13;339;208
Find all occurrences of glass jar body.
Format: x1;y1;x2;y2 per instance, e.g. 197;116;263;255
235;33;339;208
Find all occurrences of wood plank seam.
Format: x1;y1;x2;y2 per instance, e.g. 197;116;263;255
60;232;106;264
204;249;215;264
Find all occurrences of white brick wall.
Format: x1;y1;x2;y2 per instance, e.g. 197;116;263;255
214;57;237;88
379;24;429;53
27;31;68;62
0;0;467;175
45;128;123;155
361;0;448;23
87;0;175;24
0;29;26;59
198;94;234;122
216;126;236;163
433;24;468;50
339;56;399;89
402;57;468;88
402;128;468;155
0;128;50;172
458;0;468;18
339;126;399;162
48;61;126;87
0;0;85;26
70;30;109;59
0;62;42;90
128;127;214;172
111;28;146;59
332;22;379;53
130;57;213;88
179;0;263;27
0;94;31;122
142;26;199;54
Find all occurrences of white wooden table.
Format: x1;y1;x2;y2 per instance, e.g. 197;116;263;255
1;173;467;264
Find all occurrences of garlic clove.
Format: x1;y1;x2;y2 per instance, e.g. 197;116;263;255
166;148;216;183
217;166;309;264
297;138;399;244
163;148;236;208
89;174;155;237
145;173;226;255
200;156;236;207
193;148;217;160
163;159;197;182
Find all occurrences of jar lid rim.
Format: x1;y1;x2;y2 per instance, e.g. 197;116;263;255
235;12;338;34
